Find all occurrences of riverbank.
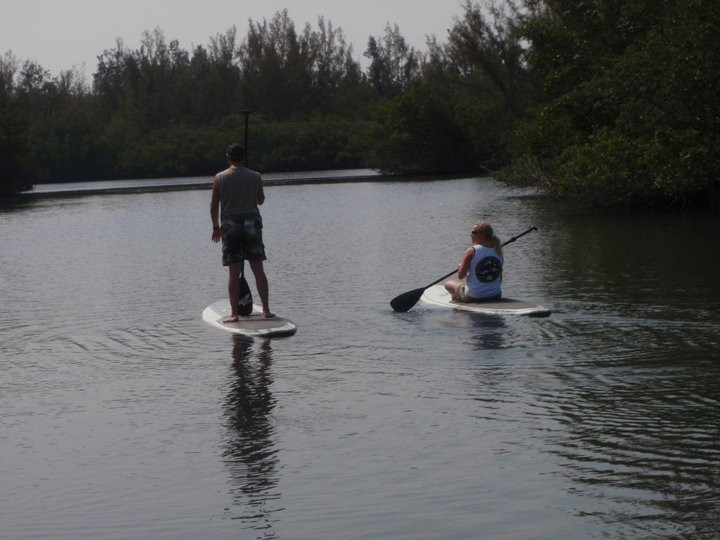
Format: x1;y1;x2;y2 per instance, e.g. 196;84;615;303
20;168;388;198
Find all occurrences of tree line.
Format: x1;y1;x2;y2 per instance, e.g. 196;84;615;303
2;1;719;209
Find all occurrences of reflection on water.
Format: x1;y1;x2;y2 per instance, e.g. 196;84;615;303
436;312;509;350
223;338;281;537
465;314;507;350
541;353;720;536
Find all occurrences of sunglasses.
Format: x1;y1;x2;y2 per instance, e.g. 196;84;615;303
471;230;481;235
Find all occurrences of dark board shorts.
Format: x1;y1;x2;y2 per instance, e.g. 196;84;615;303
221;215;266;265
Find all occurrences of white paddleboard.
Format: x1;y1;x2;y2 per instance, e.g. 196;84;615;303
421;284;551;317
202;300;297;337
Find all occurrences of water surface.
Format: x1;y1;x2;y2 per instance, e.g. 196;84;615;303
2;177;719;539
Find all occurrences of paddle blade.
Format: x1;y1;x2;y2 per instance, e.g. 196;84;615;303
390;287;425;312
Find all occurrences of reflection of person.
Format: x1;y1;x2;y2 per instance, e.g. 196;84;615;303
223;338;280;528
445;220;503;302
211;144;273;322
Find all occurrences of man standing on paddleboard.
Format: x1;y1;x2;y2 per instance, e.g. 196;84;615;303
210;143;274;321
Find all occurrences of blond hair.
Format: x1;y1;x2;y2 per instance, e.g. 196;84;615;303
473;220;502;256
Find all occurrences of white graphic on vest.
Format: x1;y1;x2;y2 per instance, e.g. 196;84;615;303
475;256;502;283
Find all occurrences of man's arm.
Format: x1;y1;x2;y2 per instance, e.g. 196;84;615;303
210;178;221;242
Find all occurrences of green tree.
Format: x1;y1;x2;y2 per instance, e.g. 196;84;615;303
0;52;33;194
359;2;531;175
511;0;720;208
0;107;32;195
364;24;421;98
305;17;369;115
360;85;472;174
238;10;314;118
188;28;242;122
447;1;537;115
237;10;368;118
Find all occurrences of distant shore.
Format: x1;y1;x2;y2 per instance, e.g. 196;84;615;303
21;169;393;198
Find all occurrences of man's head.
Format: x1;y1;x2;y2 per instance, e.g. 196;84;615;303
226;144;245;164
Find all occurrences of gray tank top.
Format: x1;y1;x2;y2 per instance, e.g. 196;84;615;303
216;166;262;221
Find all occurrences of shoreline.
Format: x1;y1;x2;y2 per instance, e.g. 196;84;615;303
19;169;394;198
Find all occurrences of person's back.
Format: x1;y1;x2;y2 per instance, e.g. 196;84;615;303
216;166;262;221
444;220;503;302
465;244;503;300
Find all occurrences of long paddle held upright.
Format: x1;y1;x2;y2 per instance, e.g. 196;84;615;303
389;225;538;313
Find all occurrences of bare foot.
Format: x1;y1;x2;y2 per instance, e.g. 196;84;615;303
263;312;275;319
223;315;239;323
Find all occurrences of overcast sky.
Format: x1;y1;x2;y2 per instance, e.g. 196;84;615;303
2;0;468;76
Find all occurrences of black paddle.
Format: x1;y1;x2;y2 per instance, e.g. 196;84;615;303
242;109;251;166
389;225;538;313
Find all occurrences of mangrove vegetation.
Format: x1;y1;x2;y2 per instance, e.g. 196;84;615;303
1;0;719;209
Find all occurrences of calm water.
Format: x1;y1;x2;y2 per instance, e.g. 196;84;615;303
1;177;719;539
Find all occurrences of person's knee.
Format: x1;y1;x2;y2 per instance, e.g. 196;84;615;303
249;260;265;275
228;265;243;279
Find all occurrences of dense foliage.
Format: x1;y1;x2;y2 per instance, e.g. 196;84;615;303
0;12;375;194
1;1;719;209
507;0;720;207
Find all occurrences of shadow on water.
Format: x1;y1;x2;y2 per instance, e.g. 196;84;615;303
222;336;281;537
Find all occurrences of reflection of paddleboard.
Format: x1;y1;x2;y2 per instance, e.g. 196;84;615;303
421;284;551;317
202;300;297;337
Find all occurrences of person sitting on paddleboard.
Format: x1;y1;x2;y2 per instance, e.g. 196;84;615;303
211;143;274;321
444;221;503;302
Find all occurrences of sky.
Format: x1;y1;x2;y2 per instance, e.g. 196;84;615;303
2;0;468;77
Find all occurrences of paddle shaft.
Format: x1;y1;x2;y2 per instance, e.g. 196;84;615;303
242;109;251;166
421;268;460;290
502;225;538;247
